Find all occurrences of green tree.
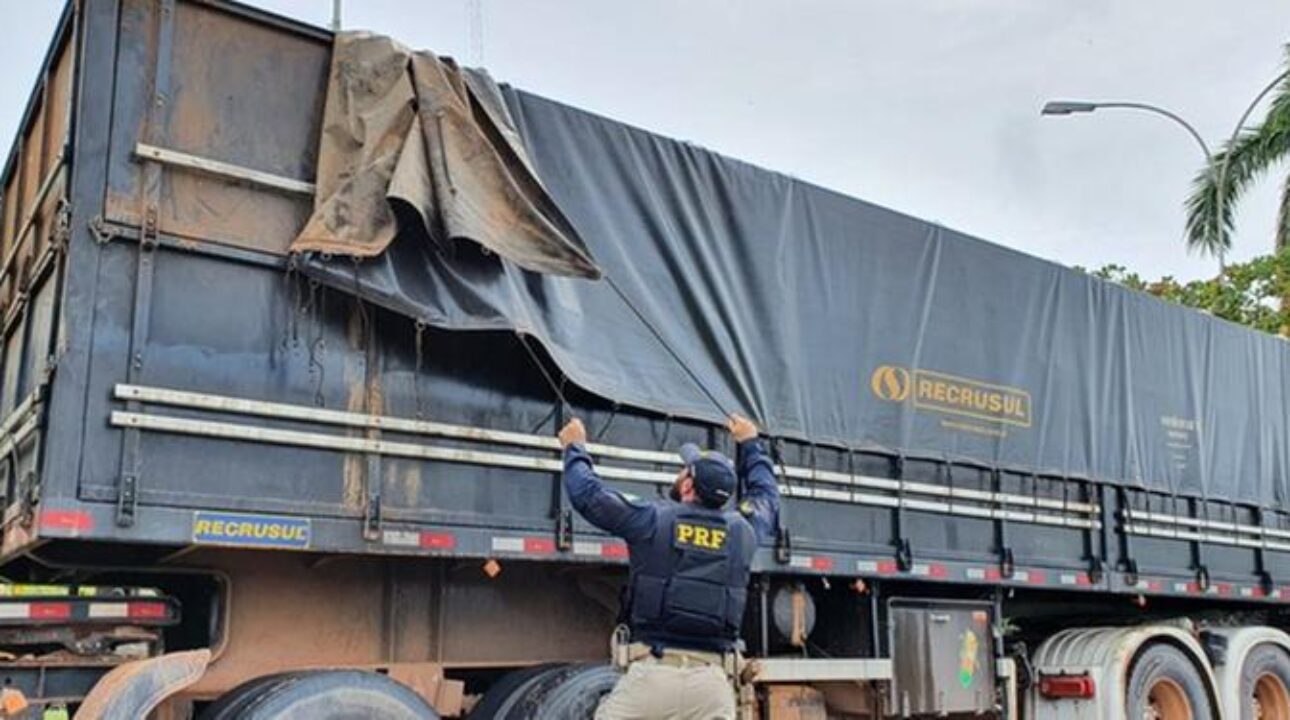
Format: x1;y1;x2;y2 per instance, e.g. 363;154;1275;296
1184;47;1290;256
1088;249;1290;336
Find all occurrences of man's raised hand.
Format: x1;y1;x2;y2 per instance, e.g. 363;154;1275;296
558;418;588;448
727;414;758;443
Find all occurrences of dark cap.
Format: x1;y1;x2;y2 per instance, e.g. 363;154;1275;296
679;443;736;508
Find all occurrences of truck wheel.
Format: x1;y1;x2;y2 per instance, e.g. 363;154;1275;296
1126;644;1213;720
203;670;438;719
501;664;619;719
1240;644;1290;720
199;673;304;720
466;665;559;719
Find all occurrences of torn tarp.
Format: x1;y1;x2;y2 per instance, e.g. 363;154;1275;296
292;32;599;279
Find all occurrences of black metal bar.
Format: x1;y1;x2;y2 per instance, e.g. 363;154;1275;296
994;470;1013;578
892;455;911;571
1254;506;1274;594
1188;496;1209;590
1116;487;1138;583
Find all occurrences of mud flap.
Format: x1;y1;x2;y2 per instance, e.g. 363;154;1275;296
73;649;210;720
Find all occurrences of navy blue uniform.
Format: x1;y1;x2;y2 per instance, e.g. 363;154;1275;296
563;439;780;651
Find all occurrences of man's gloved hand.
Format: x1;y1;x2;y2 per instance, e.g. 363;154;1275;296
727;414;759;443
558;418;587;448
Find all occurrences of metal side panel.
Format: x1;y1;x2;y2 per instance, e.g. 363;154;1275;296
103;0;329;255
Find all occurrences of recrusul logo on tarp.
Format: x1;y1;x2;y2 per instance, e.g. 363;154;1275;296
869;365;1032;428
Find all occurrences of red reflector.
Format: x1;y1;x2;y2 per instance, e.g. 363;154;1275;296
419;532;455;550
811;556;835;571
983;568;1003;581
523;538;555;554
127;602;168;620
38;510;94;534
601;543;629;559
29;602;71;620
928;564;949;579
1039;674;1096;699
875;561;898;574
1027;570;1047;585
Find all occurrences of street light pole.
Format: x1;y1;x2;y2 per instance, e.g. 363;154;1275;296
1212;69;1290;266
1041;101;1213;163
1041;99;1219;265
1044;74;1290;267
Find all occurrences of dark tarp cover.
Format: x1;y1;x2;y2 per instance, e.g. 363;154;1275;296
302;86;1290;507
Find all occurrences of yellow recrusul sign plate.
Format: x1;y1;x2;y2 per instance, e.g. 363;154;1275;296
192;511;311;549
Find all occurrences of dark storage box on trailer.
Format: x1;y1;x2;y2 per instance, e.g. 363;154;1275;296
1;0;1288;605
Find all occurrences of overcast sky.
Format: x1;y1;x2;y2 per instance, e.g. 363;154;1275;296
3;1;1287;281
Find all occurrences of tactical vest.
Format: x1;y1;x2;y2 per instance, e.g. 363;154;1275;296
627;502;755;652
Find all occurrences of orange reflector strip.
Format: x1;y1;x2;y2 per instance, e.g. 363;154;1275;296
523;538;556;554
419;532;455;550
29;602;71;620
38;510;94;534
1039;674;1096;699
127;601;169;620
602;543;629;558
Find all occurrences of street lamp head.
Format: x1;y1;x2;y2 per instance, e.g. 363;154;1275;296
1041;101;1100;116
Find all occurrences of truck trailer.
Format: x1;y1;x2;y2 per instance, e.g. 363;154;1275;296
0;0;1288;717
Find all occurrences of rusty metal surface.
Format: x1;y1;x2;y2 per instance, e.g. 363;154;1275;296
72;648;210;720
174;550;613;698
104;0;329;254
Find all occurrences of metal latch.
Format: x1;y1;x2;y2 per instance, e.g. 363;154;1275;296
140;206;160;250
116;474;138;527
556;508;574;552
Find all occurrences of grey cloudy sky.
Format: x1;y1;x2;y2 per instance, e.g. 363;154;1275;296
3;1;1287;281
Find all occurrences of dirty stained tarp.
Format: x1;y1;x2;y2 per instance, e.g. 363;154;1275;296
299;44;1290;506
292;32;598;279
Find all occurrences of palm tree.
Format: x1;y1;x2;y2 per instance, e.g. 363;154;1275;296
1185;48;1290;257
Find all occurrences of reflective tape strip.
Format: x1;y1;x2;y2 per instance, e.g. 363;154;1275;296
572;541;603;557
29;603;70;620
0;604;27;619
491;537;524;553
491;537;554;554
382;530;420;547
88;603;129;619
856;560;898;575
789;555;835;572
909;563;948;578
381;530;455;550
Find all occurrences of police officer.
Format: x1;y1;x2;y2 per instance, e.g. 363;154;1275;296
558;413;780;720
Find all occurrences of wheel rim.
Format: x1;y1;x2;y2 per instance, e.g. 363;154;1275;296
1144;677;1192;720
1255;672;1290;720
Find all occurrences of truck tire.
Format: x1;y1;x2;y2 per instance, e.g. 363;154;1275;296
1239;644;1290;720
500;664;619;719
466;665;560;719
202;670;438;719
200;673;304;720
1126;644;1213;720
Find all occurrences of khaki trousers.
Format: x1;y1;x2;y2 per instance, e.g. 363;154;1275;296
595;660;736;720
